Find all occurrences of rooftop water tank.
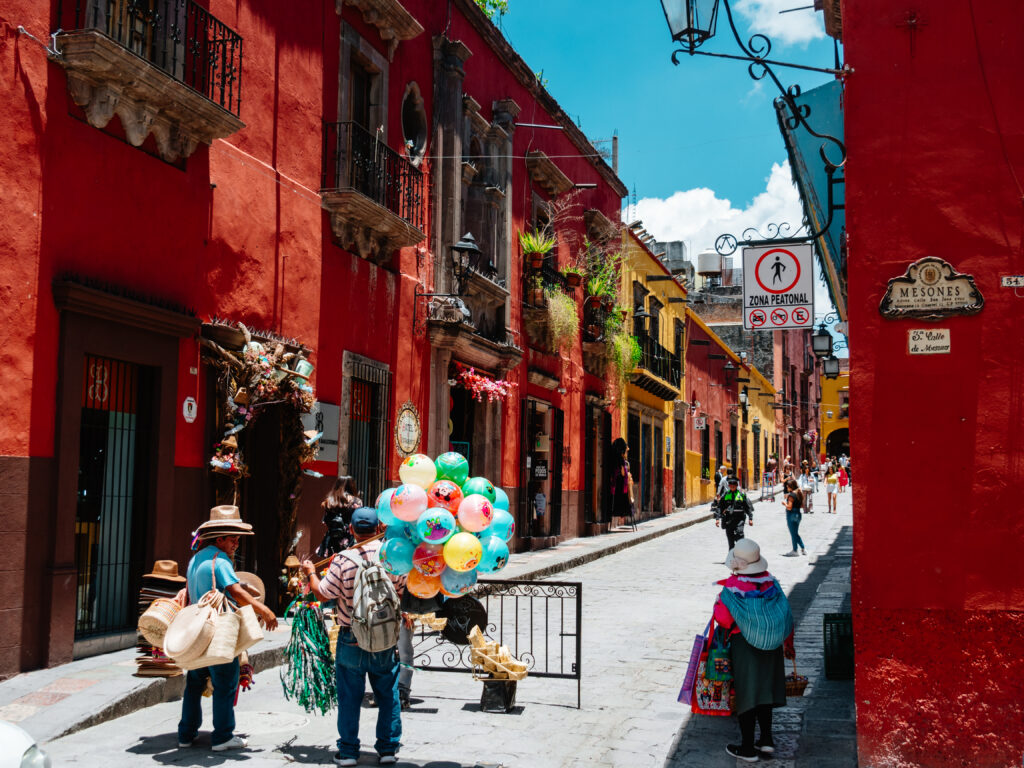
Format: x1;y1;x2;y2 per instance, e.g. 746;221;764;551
697;249;722;277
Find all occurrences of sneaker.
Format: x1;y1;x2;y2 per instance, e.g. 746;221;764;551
177;738;194;748
801;547;807;555
379;756;398;765
755;738;775;754
725;744;760;762
333;756;358;767
399;692;411;711
211;736;247;751
783;551;798;557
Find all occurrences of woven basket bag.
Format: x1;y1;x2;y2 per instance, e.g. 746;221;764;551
138;598;181;647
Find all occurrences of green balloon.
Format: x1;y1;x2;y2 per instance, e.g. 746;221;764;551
462;476;496;503
435;452;470;486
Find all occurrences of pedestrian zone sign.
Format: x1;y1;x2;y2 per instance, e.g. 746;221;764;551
742;244;814;331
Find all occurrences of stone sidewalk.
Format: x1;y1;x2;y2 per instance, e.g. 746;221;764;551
0;495;739;744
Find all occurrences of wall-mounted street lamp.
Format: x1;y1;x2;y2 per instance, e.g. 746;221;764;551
659;0;849;257
413;231;485;328
823;355;841;380
812;322;834;358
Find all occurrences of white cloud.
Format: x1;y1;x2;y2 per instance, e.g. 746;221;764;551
733;0;825;47
634;160;836;315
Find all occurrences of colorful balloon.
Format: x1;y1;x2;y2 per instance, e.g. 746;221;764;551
440;567;478;596
391;483;428;523
489;507;516;542
443;532;483;572
406;569;441;599
375;488;398;526
435;451;470;486
415;508;457;545
477;535;510;573
461;476;497;503
398;453;437;489
379;538;415;575
385;520;415;542
412;542;446;576
492;487;510;511
457;494;494;533
427;480;464;514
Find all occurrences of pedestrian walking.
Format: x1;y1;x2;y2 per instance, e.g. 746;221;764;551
716;469;731;501
714;477;754;555
302;507;406;766
316;476;362;559
177;506;279;752
825;465;839;512
712;539;795;762
782;455;793;480
798;465;816;514
610;438;635;527
838;464;849;494
763;455;777;500
782;478;806;556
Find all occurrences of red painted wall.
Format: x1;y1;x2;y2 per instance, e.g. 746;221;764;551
845;1;1024;764
684;317;735;476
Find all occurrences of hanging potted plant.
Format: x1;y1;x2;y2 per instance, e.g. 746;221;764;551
545;287;580;352
562;265;584;289
519;229;555;271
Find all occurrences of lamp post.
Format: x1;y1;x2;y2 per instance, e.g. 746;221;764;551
450;232;483;294
659;0;849;257
823;354;841;380
812;322;834;359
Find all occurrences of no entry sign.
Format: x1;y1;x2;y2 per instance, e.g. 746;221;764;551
742;244;815;330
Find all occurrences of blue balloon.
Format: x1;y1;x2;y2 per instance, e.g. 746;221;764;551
416;508;457;545
477;536;510;573
385;520;415;542
492;487;510;511
440;567;478;596
489;508;516;543
375;488;398;526
379;538;415;575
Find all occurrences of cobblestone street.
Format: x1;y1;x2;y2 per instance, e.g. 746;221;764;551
41;489;855;767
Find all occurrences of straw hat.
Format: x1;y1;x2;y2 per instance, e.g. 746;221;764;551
143;560;186;582
194;505;254;538
234;571;266;603
726;539;768;575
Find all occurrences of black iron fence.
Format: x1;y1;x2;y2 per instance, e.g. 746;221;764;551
322;121;425;230
58;0;243;116
412;579;583;708
582;296;609;342
523;260;567;308
637;334;681;387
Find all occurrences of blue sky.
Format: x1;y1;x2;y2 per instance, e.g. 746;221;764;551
499;0;842;322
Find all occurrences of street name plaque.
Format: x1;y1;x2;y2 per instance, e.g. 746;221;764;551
908;328;951;355
880;256;984;321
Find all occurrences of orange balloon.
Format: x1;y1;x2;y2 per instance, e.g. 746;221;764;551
406;568;441;599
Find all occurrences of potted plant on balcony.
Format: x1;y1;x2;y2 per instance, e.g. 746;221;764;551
544;287;580;352
518;229;555;271
562;265;584;289
608;318;642;403
528;275;546;307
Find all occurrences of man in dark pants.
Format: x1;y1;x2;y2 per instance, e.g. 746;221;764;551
714;477;754;554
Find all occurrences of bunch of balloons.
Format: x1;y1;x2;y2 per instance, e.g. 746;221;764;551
375;452;516;599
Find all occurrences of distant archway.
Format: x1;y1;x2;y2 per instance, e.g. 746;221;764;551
825;428;849;459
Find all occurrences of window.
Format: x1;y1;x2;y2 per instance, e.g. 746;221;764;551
715;423;723;468
401;83;427;165
632;282;648;337
700;422;710;479
340;24;388;133
753;432;761;483
648;296;662;344
340;352;392;504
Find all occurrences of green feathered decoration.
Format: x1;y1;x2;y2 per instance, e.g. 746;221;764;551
280;598;337;715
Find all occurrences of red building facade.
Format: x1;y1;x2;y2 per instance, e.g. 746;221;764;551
845;0;1024;764
0;0;622;677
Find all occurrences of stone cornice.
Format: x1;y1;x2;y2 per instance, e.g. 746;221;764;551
451;0;627;198
56;30;244;163
427;321;523;371
53;281;200;338
584;209;619;242
526;150;574;197
339;0;424;57
321;189;426;264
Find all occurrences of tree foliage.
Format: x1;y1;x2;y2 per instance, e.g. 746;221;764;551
475;0;509;20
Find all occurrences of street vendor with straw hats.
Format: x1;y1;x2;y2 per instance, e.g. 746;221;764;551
177;505;278;752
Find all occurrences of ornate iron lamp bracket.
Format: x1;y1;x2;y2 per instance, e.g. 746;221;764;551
669;0;850;256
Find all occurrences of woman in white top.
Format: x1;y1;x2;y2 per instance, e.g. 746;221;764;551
798;465;817;513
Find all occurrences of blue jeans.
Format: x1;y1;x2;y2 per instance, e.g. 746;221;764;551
335;628;401;759
786;511;805;551
177;658;239;746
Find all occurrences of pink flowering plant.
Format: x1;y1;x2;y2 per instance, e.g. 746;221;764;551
455;365;516;402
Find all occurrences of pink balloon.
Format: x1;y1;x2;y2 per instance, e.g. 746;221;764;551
457;493;494;533
391;483;429;523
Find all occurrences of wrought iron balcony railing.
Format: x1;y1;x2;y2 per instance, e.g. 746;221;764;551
636;334;682;388
322;121;424;231
57;0;243;116
523;260;567;308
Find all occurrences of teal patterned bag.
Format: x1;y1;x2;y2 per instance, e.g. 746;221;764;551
705;625;733;682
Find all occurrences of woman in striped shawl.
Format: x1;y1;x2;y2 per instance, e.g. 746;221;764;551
712;538;795;763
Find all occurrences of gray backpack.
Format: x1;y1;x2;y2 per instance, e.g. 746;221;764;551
341;550;401;652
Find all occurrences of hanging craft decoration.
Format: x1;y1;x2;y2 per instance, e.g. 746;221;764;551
280;598;337;715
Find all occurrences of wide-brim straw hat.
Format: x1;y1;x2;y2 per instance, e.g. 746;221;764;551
143;559;186;582
234;571;266;603
194;505;254;536
726;539;768;575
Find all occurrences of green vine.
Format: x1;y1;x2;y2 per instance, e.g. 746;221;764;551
475;0;509;20
607;315;641;402
545;287;579;352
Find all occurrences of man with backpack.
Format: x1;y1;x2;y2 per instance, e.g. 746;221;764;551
302;507;406;766
714;476;754;557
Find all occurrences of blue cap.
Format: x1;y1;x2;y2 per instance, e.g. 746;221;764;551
350;506;379;533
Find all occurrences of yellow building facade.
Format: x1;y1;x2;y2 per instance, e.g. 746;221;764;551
619;230;687;516
819;362;850;460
